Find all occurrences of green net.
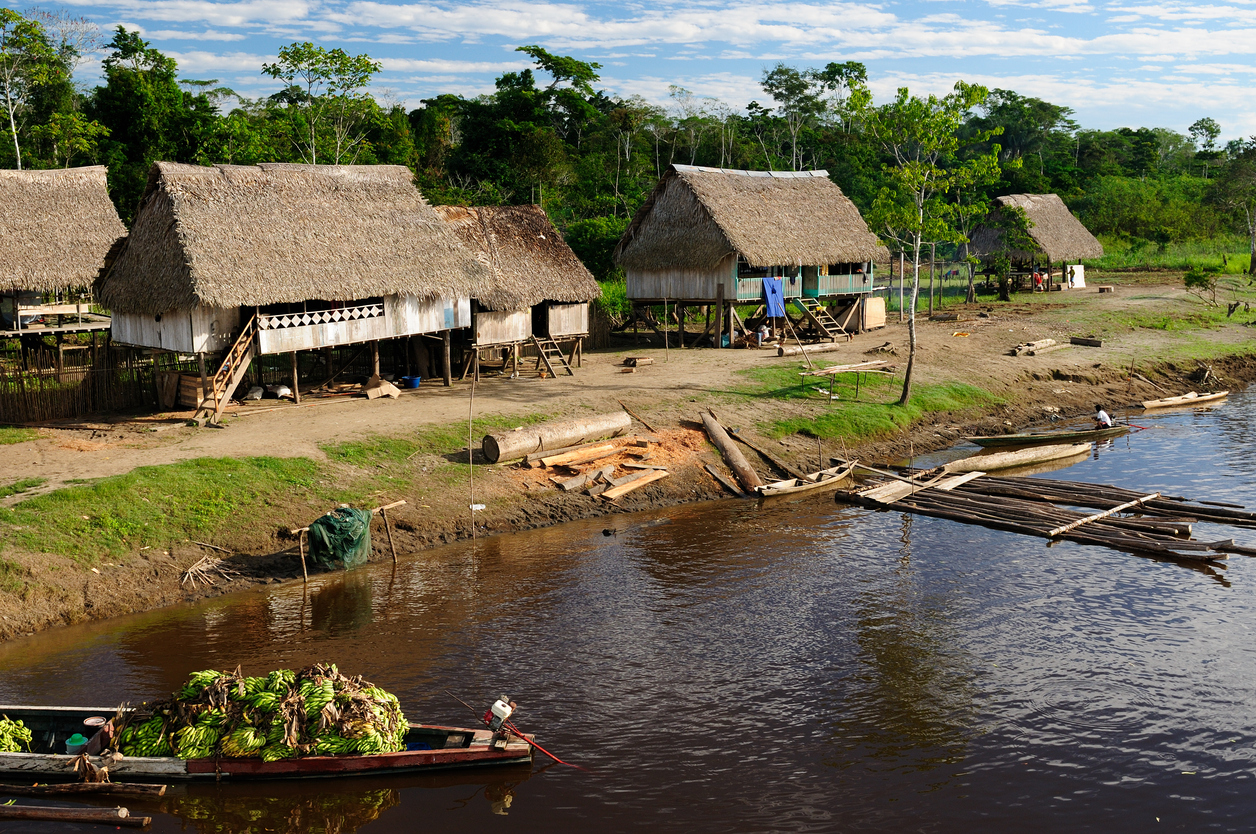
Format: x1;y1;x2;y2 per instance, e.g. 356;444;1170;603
307;507;373;570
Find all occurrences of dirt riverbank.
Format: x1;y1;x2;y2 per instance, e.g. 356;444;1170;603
1;271;1254;640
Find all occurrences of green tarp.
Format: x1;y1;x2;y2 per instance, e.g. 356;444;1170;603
307;507;373;571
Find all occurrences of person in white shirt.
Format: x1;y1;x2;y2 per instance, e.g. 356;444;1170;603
1095;403;1113;429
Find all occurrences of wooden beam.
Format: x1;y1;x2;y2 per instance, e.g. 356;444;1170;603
1048;493;1160;537
700;411;763;491
602;469;668;501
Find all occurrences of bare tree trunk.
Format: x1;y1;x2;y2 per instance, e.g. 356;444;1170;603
964;241;977;303
4;95;21;170
898;234;922;406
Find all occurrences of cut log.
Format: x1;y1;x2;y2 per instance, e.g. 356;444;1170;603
777;342;845;358
607;469;656;488
701;412;763;491
602;469;669;501
704;463;746;497
623;463;667;471
0;804;150;827
0;782;167;799
624;357;654;366
728;429;808;480
1027;343;1072;356
556;473;591;492
1070;336;1103;347
540;443;618;468
482;412;632;463
1008;339;1056;356
525;440;601;466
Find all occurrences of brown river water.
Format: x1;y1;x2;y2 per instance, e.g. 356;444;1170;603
3;393;1256;832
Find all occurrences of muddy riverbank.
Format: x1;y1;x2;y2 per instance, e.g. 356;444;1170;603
1;272;1254;640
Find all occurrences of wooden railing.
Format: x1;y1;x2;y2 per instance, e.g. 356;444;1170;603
257;303;383;331
735;277;803;302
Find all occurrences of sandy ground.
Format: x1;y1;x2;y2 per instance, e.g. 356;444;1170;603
2;274;1254;639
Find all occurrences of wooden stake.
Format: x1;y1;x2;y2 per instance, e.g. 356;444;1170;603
382;508;398;564
291;351;301;404
298;530;308;583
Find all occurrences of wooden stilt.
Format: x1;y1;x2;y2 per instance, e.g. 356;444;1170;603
715;284;725;349
679;303;686;348
442;330;452;387
291;351;300;404
371;341;380;377
197;352;208;411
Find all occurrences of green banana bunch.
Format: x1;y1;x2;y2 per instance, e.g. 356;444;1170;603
0;717;32;753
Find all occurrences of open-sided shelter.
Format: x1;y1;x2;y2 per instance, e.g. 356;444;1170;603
970;194;1103;288
614;164;884;345
0;166;124;336
435;204;600;375
97;162;490;418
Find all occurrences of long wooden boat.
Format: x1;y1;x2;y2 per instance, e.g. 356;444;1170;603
0;706;532;781
965;425;1129;448
757;463;855;497
1141;390;1228;410
943;442;1090;474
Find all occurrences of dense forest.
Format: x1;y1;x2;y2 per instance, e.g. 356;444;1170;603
3;9;1256;286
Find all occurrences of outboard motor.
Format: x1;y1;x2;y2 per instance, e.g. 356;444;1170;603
483;695;517;748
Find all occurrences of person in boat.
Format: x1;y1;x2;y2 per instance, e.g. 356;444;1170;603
1094;403;1114;429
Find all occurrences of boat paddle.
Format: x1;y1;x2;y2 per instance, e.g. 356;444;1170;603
444;690;585;770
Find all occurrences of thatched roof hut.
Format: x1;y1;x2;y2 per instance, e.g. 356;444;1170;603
614;165;882;272
98;162;490;316
0;166;125;293
970;194;1103;262
434;205;600;311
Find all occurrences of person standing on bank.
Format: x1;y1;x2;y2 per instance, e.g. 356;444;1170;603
1095;403;1114;429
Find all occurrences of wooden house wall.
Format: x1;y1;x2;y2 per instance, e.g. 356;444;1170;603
474;309;531;346
625;254;737;301
256;312;393;354
546;302;588;337
389;294;471;336
112;305;237;353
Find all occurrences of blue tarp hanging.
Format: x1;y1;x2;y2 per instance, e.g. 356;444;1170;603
763;277;786;317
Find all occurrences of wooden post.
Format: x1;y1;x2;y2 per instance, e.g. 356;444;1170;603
663;298;669;359
714;283;725;349
679;303;686;348
197;351;208;410
381;508;398;564
442;330;452;387
371;341;380;377
290;351;300;404
700;410;763;492
298;530;308;583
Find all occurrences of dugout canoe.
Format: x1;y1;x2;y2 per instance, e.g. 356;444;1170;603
0;706;532;781
964;425;1129;448
757;463;855;497
1141;391;1228;410
942;442;1091;474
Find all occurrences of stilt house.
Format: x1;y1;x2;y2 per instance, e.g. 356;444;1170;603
0;167;123;337
970;194;1103;288
96;162;490;420
614;164;884;345
435;205;601;377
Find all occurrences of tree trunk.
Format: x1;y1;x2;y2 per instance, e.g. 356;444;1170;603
964;242;977;303
898;236;922;406
700;411;763;492
1249;223;1256;275
4;96;21;170
482;411;632;463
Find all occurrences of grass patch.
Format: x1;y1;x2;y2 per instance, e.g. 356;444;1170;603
0;558;26;594
0;457;326;563
0;427;37;445
0;478;45;499
732;365;1002;443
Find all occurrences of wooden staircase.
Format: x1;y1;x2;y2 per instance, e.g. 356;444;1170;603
194;316;257;424
530;335;574;377
792;297;848;341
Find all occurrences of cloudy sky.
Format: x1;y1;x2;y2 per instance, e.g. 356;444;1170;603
31;0;1254;139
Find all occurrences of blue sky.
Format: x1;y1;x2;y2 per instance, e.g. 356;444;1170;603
32;0;1256;140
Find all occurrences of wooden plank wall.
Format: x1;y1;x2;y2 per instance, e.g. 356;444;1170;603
546;303;588;337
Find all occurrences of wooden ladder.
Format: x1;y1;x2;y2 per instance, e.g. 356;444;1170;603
194;316;257;424
530;335;574;377
792;297;848;341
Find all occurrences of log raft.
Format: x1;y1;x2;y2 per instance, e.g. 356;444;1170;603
835;465;1256;565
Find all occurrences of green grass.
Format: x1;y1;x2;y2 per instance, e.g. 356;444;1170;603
1091;235;1251;272
0;478;45;499
0;427;37;445
732;364;1002;443
0;558;26;594
0;457;326;563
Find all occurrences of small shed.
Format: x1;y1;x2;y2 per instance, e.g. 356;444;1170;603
97;162;490;418
0;166;123;336
970;194;1103;287
435;204;601;374
614;164;883;345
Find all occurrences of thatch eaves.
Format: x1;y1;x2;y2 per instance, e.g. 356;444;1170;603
434;204;601;311
0;166;126;293
614;164;882;271
96;162;492;316
969;194;1103;262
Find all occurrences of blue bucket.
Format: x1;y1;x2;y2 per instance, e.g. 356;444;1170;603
400;376;422;389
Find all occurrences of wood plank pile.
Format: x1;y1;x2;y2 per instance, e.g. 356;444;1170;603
836;465;1256;565
524;436;669;501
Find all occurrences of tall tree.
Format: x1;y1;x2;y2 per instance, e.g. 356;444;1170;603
1209;140;1256;274
0;10;58;169
866;82;1003;405
760;63;823;170
262;42;381;164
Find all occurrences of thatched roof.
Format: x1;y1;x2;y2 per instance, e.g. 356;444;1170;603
969;194;1103;262
0;166;126;293
434;205;601;311
97;162;491;315
614;164;882;271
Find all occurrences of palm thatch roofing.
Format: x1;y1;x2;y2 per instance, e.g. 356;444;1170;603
969;194;1103;262
0;166;126;293
434;204;601;311
614;164;882;272
97;162;491;315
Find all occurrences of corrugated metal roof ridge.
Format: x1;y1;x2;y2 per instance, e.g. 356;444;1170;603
672;164;829;178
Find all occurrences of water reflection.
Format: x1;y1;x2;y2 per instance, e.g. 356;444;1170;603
163;785;400;834
309;570;375;635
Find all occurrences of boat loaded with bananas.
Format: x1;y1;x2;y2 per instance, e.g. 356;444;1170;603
0;664;533;780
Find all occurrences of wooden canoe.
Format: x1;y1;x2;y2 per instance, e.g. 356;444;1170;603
757;464;855;497
965;425;1129;448
1141;391;1228;410
943;442;1090;474
0;705;532;781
